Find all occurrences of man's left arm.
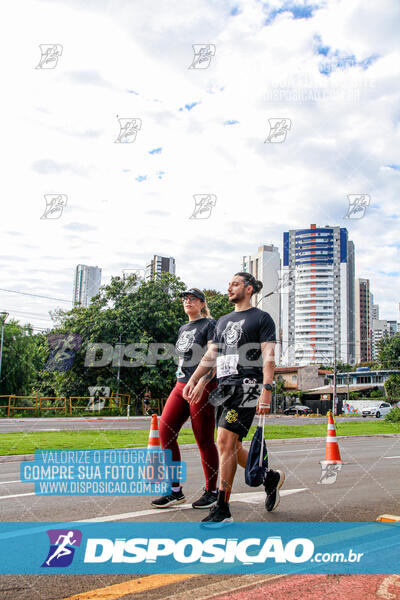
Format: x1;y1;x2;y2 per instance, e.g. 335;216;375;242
257;341;276;415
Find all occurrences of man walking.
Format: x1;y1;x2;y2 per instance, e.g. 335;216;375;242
183;272;285;524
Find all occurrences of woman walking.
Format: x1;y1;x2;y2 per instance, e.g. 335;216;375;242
151;288;219;509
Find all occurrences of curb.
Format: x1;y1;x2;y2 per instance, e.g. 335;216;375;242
1;433;399;463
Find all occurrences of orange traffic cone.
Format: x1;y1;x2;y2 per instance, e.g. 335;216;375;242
320;411;344;464
147;414;160;449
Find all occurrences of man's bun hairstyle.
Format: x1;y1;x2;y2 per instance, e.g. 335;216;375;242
235;272;263;296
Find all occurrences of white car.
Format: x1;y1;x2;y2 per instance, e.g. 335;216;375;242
361;402;392;419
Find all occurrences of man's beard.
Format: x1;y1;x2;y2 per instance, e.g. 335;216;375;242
229;293;243;304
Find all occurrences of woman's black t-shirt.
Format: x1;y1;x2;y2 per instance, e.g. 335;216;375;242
175;317;216;383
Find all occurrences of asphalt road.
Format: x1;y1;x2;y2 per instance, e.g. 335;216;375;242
0;415;368;433
0;436;399;599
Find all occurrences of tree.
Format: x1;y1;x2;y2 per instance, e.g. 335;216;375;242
275;379;286;395
0;321;44;395
384;374;400;399
378;333;400;369
370;388;385;398
359;360;380;369
33;272;187;400
336;362;354;372
202;289;232;320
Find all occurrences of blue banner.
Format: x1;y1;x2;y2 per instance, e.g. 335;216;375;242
0;522;399;574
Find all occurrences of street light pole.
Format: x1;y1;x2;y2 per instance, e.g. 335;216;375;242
333;342;337;416
116;333;122;409
0;312;9;384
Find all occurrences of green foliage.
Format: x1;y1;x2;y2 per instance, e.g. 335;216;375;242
336;362;354;372
384;374;400;399
359;361;380;369
385;406;400;422
275;379;286;395
370;388;385;397
203;289;232;320
33;273;186;399
378;333;400;368
0;321;44;395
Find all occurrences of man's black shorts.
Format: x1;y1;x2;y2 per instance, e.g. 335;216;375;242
216;383;261;441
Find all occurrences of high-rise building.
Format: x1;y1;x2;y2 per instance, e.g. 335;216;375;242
371;303;379;320
145;255;176;280
242;244;281;362
371;319;388;360
355;279;371;363
73;265;102;307
371;319;398;359
281;224;355;366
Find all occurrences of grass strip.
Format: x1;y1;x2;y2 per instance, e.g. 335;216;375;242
1;421;399;455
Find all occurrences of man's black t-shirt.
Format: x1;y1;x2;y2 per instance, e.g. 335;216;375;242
212;307;276;384
175;317;216;383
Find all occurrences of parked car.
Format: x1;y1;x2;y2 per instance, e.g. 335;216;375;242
361;402;392;419
283;405;313;415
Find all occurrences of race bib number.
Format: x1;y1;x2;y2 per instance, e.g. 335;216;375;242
217;354;239;378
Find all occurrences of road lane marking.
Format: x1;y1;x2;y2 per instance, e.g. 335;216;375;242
78;489;308;522
384;456;400;459
271;449;321;454
0;487;307;512
60;574;201;600
0;492;34;500
0;480;21;485
376;574;400;599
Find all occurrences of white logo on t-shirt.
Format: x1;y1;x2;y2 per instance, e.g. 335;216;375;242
221;320;245;348
176;329;196;353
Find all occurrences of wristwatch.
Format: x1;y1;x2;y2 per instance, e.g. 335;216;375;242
263;384;273;391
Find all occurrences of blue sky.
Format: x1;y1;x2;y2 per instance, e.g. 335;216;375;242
0;0;399;330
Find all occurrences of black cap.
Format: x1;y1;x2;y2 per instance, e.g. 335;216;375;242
180;288;205;302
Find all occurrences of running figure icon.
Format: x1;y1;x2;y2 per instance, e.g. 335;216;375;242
42;529;82;568
46;531;77;566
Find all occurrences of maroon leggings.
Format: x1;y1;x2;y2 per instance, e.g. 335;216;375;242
159;381;218;490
